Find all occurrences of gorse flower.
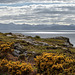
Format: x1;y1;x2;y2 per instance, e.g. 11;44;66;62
0;41;14;53
34;52;75;75
0;59;33;75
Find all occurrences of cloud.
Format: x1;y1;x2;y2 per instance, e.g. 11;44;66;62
0;3;75;25
0;0;75;3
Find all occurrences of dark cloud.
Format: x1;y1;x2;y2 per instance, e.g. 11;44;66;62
0;0;74;3
58;6;75;11
0;0;24;3
34;7;75;15
0;14;35;20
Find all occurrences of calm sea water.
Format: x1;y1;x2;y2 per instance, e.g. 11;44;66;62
0;30;75;47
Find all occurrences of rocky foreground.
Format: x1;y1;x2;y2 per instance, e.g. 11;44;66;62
1;32;74;61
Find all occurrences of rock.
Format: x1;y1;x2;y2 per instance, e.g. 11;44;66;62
38;42;49;46
53;36;73;47
24;38;49;46
14;49;20;54
62;48;67;50
64;42;73;47
13;33;25;37
12;50;20;56
25;39;34;44
23;51;28;56
14;43;23;50
55;45;58;47
6;34;12;37
32;51;35;54
17;36;26;39
64;49;72;54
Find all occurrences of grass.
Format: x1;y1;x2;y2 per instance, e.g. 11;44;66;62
0;32;75;57
70;48;75;53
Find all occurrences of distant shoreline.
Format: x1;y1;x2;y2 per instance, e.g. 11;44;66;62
0;31;75;47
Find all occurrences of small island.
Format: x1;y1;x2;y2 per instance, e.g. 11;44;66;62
0;32;75;75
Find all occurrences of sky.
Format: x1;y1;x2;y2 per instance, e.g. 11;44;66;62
0;0;75;25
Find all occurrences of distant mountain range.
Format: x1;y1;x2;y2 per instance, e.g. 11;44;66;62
0;23;75;30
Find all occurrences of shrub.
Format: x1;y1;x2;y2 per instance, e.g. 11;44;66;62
0;59;33;75
35;36;40;39
0;41;14;53
34;52;75;75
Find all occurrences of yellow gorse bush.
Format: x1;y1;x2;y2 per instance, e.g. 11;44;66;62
34;52;75;75
0;59;33;75
0;41;14;53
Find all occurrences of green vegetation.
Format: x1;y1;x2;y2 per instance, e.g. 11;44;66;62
0;59;33;75
35;52;75;75
0;32;75;75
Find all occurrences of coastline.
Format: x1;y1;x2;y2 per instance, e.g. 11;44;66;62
0;32;75;75
0;30;75;47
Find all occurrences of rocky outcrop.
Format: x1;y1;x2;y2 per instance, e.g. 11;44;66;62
53;36;73;47
11;34;73;60
24;38;49;46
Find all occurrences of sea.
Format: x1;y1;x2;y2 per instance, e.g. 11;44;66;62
0;30;75;47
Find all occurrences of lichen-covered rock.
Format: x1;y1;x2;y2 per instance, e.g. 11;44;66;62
53;36;73;47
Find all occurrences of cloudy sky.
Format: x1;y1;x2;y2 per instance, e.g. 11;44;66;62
0;0;75;25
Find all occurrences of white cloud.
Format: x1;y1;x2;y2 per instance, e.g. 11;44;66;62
0;3;75;25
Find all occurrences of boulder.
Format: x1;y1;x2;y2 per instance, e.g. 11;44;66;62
12;49;20;56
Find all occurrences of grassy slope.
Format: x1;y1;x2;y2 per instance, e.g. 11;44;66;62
0;32;75;58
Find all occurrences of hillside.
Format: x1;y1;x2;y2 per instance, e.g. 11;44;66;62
0;23;75;30
0;32;75;75
42;25;75;30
